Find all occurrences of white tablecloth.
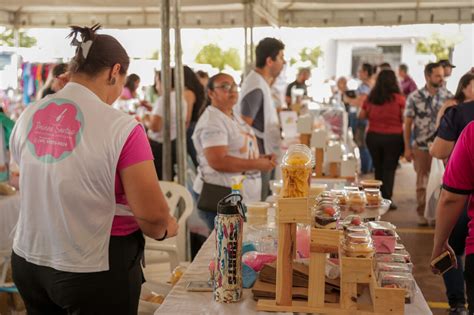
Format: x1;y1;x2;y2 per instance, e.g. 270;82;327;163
155;231;432;315
0;193;20;253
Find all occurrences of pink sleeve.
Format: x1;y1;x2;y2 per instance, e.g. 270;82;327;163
121;87;132;100
442;122;474;194
117;124;154;171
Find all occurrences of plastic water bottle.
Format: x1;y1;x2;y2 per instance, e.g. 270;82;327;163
213;194;245;303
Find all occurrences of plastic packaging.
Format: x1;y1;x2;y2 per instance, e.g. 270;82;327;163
344;225;369;236
313;205;340;229
376;262;413;277
331;189;348;206
310;183;327;197
369;221;397;254
378;272;416;303
169;266;187;286
360;179;383;190
281;144;314;198
342;232;374;258
347;191;366;213
339;215;363;231
246;201;270;225
365;188;383;206
242;251;277;272
375;253;412;264
325;259;340;280
296;224;311;258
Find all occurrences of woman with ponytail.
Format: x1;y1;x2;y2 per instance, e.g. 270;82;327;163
9;24;178;314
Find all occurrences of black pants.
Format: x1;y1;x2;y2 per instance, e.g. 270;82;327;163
366;132;404;200
149;138;177;180
11;231;145;315
443;205;470;307
465;254;474;314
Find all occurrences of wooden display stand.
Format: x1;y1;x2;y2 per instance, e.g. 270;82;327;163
256;197;406;315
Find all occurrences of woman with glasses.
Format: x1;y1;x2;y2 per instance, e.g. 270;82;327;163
192;73;277;231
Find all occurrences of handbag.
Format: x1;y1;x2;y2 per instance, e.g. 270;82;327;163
197;181;232;213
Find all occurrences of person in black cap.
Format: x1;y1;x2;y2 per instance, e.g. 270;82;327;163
440;59;456;79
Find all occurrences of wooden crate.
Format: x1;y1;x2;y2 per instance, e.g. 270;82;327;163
257;196;406;315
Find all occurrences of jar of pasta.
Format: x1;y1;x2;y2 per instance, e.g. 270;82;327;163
281;144;314;198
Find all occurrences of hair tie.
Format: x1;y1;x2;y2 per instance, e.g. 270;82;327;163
80;40;93;59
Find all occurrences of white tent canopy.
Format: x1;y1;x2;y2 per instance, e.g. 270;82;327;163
0;0;472;29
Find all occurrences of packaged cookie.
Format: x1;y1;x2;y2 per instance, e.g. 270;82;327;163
365;188;383;206
348;191;366;213
331;189;348;206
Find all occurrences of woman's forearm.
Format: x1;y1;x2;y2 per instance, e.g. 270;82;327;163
433;190;467;249
208;155;261;173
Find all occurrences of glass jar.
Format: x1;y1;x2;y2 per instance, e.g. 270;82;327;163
281;144;315;198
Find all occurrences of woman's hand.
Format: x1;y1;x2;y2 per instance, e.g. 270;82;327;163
165;215;179;238
430;241;457;274
255;156;277;172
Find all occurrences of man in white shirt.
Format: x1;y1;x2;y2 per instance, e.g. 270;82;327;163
237;37;286;200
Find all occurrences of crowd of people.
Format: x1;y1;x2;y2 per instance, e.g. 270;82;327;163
2;23;474;315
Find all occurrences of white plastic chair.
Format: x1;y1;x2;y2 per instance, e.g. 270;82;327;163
144;181;193;272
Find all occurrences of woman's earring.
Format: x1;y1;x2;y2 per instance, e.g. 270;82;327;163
109;77;116;85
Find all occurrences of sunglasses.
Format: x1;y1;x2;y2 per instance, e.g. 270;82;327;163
214;83;239;93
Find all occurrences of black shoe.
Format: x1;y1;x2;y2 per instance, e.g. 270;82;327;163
448;304;468;315
389;202;397;210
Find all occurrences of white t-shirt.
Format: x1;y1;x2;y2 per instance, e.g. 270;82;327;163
10;82;137;273
192;106;261;202
148;91;187;143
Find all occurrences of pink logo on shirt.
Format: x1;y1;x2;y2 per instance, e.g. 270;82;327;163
27;100;84;162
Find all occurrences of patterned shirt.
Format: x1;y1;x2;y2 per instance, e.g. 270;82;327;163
404;86;453;148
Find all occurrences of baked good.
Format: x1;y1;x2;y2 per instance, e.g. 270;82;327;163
331;189;348;206
348;191;366;213
314;205;340;229
365;188;382;206
360;179;382;189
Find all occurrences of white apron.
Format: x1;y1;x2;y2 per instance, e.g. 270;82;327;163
237;70;281;157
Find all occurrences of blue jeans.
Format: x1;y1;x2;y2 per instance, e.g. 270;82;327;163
465;255;474;313
192;191;217;232
443;205;469;307
354;118;373;174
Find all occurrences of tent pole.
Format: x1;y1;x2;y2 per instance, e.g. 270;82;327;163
249;1;254;67
174;0;186;187
161;0;172;181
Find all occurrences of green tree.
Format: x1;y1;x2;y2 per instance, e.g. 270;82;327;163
0;28;37;48
290;46;323;67
150;50;160;60
416;33;457;61
195;44;241;70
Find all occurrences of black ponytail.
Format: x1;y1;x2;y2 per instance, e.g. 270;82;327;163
66;24;129;77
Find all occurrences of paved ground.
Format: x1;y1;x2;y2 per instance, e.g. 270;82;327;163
376;161;451;315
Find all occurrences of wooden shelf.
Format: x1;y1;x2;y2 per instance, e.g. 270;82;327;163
257;196;406;315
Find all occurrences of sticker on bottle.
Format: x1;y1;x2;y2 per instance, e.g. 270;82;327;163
27;99;84;163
